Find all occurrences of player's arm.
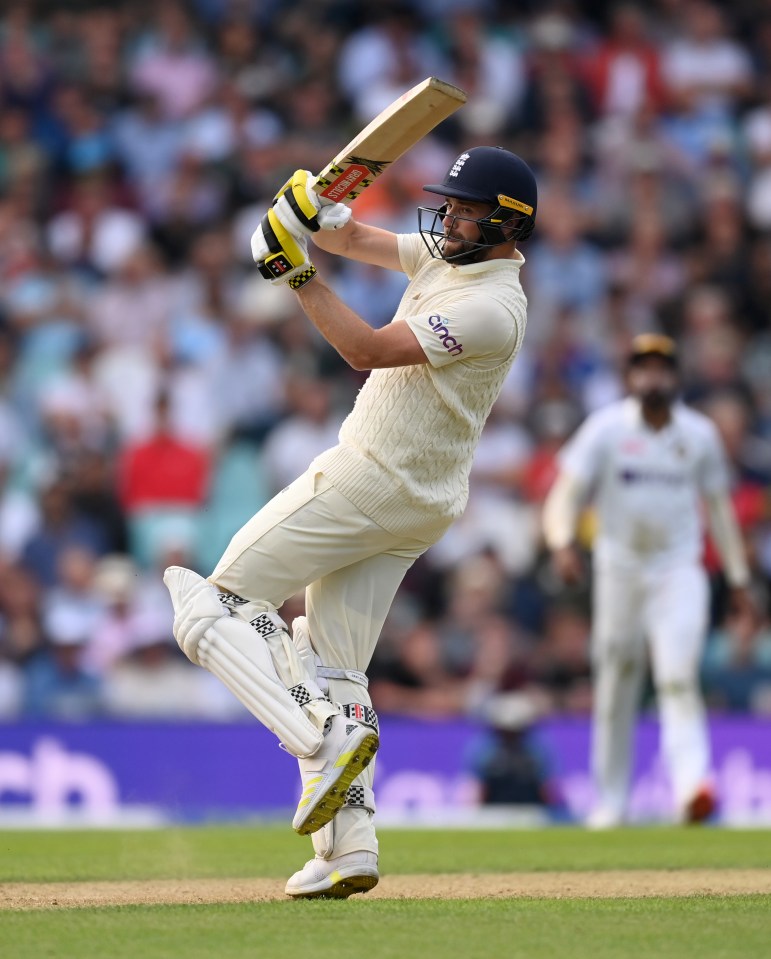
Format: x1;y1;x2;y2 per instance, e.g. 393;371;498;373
311;217;402;272
295;275;426;370
270;168;401;271
704;492;752;589
698;423;757;616
542;471;587;583
704;491;758;622
542;415;605;584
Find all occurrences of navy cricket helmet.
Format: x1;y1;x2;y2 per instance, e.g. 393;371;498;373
419;146;537;263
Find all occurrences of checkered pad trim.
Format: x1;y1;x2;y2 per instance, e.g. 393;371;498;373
216;591;248;611
250;613;280;638
343;784;376;813
287;265;317;289
342;702;379;734
288;683;312;707
344;785;366;807
345;786;364;806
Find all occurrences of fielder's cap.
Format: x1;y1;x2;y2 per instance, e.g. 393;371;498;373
628;333;678;366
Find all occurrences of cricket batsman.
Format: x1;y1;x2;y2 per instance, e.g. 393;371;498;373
163;146;537;896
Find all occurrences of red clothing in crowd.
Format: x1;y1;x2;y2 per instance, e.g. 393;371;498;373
118;432;211;512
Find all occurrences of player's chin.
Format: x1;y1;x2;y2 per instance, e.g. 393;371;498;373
440;237;464;258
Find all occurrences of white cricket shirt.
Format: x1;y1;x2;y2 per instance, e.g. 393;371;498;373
559;397;731;567
313;233;528;538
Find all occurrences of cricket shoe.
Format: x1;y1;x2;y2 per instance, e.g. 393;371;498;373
292;713;379;836
683;784;716;824
285;851;379;899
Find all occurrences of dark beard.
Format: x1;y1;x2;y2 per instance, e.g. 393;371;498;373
441;237;486;265
640;388;674;410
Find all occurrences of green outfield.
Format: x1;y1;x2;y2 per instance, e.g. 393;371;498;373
1;826;769;959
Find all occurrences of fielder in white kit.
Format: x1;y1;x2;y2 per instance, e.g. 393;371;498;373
543;334;754;826
163;147;536;896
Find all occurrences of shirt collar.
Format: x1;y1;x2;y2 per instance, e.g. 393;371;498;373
449;248;526;276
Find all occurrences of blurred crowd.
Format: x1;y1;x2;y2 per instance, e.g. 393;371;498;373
1;0;771;746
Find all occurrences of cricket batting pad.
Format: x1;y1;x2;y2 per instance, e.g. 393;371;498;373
163;566;324;758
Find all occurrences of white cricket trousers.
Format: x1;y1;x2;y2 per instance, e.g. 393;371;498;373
591;560;710;819
210;467;439;856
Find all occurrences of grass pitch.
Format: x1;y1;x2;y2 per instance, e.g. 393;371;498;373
1;826;769;959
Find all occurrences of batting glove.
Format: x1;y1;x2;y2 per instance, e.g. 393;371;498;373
272;169;352;237
251;208;317;290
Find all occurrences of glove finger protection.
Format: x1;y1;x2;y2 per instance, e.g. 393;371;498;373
273;169;352;236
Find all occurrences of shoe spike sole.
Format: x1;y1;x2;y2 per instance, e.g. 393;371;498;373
295;733;379;836
290;874;379;900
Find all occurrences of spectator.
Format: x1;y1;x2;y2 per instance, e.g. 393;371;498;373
20;474;109;587
22;603;103;719
663;1;753;121
128;3;219;121
583;3;667;121
102;607;227;719
117;390;211;567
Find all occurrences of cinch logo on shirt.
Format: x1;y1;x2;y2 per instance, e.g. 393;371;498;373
428;314;463;355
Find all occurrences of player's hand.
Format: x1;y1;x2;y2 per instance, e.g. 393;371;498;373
551;545;585;585
251;208;317;290
272;169;352;236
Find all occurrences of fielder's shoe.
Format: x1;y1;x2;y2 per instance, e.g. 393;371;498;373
683;784;716;824
291;713;379;836
285;851;379;899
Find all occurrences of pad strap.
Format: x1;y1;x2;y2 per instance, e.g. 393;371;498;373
216;593;289;633
343;784;376;814
288;683;314;707
317;666;369;688
342;702;379;735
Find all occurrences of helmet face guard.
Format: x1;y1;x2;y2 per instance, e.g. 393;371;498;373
418;202;534;264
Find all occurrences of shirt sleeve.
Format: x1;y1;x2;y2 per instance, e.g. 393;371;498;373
404;296;520;368
397;233;429;279
558;413;609;489
696;421;731;496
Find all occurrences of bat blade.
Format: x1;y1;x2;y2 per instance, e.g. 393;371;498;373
313;77;467;205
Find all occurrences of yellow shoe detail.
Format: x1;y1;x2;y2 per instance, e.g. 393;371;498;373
333;751;354;769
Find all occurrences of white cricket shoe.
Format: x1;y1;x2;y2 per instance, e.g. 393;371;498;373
285;851;379;899
291;713;379;836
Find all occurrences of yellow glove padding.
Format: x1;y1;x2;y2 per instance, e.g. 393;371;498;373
253;207;317;290
272;169;352;236
273;169;322;234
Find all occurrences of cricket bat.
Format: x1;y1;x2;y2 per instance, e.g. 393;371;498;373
313;77;467;205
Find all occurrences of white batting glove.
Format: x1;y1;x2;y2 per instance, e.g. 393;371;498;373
272;169;352;237
251;208;317;290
